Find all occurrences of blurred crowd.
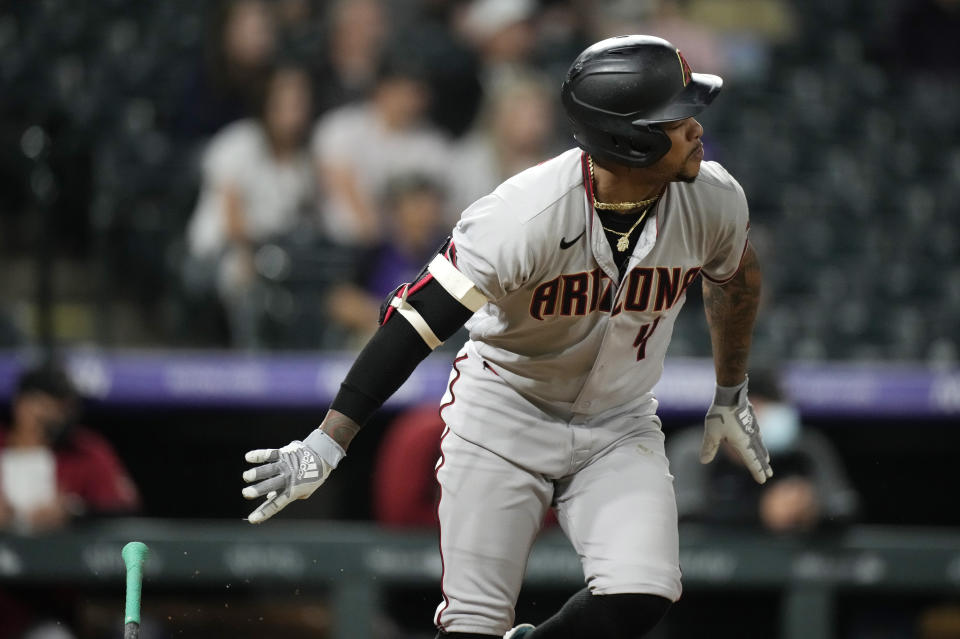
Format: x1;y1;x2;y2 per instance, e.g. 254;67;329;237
178;0;570;349
4;0;956;361
171;0;799;351
1;2;959;636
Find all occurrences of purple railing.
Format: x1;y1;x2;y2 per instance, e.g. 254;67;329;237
0;351;957;417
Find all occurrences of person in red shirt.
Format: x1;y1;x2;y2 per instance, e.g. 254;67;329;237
374;403;557;530
373;403;446;527
0;364;140;533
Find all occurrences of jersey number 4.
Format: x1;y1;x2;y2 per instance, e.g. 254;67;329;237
633;318;661;361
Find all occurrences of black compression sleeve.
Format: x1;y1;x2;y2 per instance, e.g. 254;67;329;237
330;278;475;425
405;277;475;340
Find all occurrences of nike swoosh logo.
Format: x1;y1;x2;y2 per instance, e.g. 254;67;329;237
559;230;585;250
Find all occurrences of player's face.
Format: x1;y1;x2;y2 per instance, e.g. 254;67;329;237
652;117;704;183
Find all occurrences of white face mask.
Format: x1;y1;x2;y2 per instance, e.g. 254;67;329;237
756;402;801;454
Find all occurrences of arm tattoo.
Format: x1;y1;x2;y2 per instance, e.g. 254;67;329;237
702;242;762;387
320;410;363;451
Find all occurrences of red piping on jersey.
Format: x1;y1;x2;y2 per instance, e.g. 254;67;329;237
580;152;596;232
435;353;468;631
439;354;467;418
433;425;452;632
702;236;750;284
445;242;458;267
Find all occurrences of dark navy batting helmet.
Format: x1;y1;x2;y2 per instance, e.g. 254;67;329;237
561;35;722;168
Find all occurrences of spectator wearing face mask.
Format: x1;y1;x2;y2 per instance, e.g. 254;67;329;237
0;364;140;534
666;369;860;533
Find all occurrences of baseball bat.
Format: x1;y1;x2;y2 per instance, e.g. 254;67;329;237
121;541;150;639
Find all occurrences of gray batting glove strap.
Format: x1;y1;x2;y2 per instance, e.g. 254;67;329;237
701;377;774;484
713;378;747;406
303;428;345;468
242;429;345;524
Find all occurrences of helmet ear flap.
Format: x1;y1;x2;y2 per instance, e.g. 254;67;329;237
627;124;671;158
571;121;672;168
562;89;676;167
609;129;664;156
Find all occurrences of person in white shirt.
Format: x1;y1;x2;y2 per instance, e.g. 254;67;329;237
311;55;450;245
448;72;560;215
186;64;316;348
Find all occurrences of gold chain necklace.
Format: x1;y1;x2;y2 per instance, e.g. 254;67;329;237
601;210;650;252
588;156;660;211
589;156;658;251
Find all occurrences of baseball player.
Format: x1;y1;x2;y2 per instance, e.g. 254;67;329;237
242;35;772;639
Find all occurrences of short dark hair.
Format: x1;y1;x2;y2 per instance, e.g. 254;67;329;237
16;365;78;402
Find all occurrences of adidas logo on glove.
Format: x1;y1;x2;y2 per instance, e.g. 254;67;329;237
738;408;754;433
298;451;319;480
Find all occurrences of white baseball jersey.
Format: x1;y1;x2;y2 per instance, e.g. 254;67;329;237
448;148;748;423
431;148;749;634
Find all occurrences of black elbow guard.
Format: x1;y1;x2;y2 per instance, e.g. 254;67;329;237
332;278;475;425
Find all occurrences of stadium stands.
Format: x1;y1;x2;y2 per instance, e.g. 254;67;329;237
0;0;956;361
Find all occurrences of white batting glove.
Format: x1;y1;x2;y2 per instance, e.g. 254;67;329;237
701;377;774;484
242;429;345;524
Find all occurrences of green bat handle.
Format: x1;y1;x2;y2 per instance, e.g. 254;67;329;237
121;541;150;630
